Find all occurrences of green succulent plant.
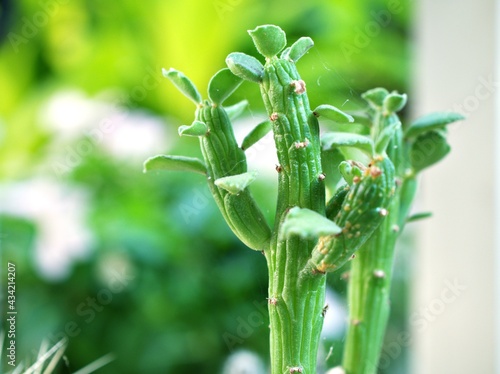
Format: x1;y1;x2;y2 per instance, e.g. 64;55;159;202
145;24;464;374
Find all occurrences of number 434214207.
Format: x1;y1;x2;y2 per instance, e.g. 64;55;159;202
7;262;16;310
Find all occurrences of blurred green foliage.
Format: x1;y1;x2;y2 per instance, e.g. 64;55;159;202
0;0;412;372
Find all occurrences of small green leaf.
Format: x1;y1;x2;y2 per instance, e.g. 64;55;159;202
280;47;291;59
410;130;451;172
214;171;258;194
162;68;202;105
225;100;248;120
375;120;401;154
208;68;243;105
241;120;272;150
346;110;372;127
362;87;389;108
322;132;374;157
339;160;363;185
280;207;342;240
407;212;433;223
405;112;465;139
248;24;287;58
143;155;207;175
178;121;208;137
383;92;407;113
287;36;314;62
226;52;264;83
314;104;354;123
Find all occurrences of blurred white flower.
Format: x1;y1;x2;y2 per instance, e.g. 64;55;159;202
0;178;93;281
40;89;171;175
41;90;118;140
98;110;169;161
222;350;267;374
325;366;346;374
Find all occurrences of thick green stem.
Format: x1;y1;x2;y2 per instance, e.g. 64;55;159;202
266;237;326;373
197;103;272;250
342;193;400;374
260;58;326;373
342;107;407;373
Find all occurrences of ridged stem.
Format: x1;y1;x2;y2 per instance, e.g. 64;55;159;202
266;236;326;373
342;108;408;373
342;192;399;374
261;57;326;373
197;104;271;250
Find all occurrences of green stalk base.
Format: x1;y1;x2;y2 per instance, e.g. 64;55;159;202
342;196;400;374
266;237;326;374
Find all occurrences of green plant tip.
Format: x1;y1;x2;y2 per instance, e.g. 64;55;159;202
208;68;243;105
314;104;354;123
226;52;264;83
178;121;208;137
280;207;342;240
214;171;258;194
383;92;407;114
143;155;207;175
248;25;287;58
362;87;390;108
322;132;374;157
405;111;465;139
287;36;314;62
162;68;202;105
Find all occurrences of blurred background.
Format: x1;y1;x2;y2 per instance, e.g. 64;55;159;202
0;0;495;373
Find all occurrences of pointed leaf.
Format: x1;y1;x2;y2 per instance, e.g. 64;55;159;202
241;120;272;150
288;36;314;62
375;120;401;154
313;104;354;123
407;212;433;223
162;68;202;105
410;130;450;172
280;207;342;240
226;52;264;83
405;112;465;139
383;92;407;113
280;47;291;59
225;100;248;120
143;155;206;175
248;25;286;58
322;132;374;157
178;121;208;137
208;68;243;105
346;110;372;127
362;87;389;108
214;171;258;194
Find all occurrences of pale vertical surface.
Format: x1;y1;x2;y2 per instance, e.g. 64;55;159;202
412;0;496;373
